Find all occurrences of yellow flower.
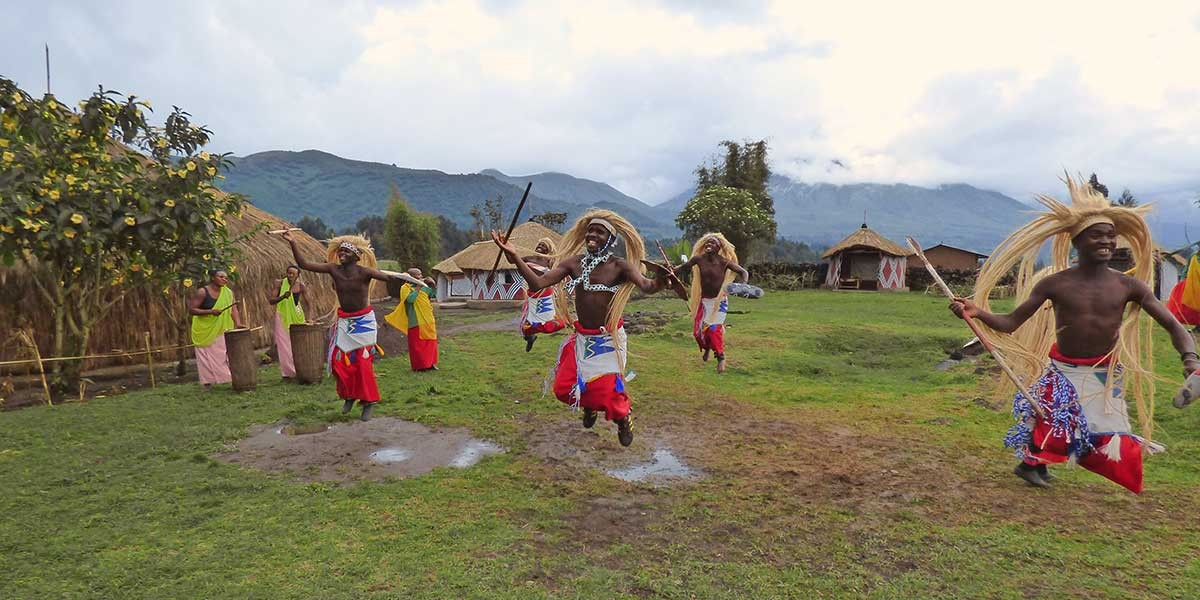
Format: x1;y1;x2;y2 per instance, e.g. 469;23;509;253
0;139;8;147
73;266;81;273
203;253;211;260
63;228;75;239
124;216;136;226
186;161;196;171
229;265;237;273
200;151;210;161
183;277;194;288
10;93;20;103
156;138;168;148
206;167;216;177
164;199;176;208
130;264;142;272
31;204;43;214
0;224;12;233
66;128;80;139
47;190;60;201
65;175;77;185
80;182;89;190
2;152;13;163
177;169;187;178
70;213;84;224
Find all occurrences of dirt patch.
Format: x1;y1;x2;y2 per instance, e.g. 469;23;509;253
441;315;521;337
216;417;505;482
622;311;673;334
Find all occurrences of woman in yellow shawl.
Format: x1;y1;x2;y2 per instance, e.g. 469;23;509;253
189;269;244;391
269;265;306;379
386;268;438;371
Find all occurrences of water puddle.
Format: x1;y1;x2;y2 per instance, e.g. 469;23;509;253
935;359;960;371
449;440;505;468
607;448;700;484
276;423;332;435
368;447;412;464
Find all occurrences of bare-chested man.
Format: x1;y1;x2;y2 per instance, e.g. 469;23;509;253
674;233;749;373
491;210;668;446
282;231;423;421
520;237;568;352
950;176;1199;493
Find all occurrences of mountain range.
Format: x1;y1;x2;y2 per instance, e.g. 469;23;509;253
217;150;1195;255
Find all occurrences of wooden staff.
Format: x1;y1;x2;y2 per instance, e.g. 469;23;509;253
218;299;241;313
268;228;303;234
906;237;1044;419
144;331;156;388
486;182;533;286
652;240;688;302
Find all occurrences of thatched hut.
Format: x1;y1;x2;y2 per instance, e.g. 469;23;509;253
0;200;339;374
432;222;562;304
821;224;909;291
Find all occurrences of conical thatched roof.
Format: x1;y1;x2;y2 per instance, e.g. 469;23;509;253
431;256;462;276
438;221;562;271
1116;236;1187;266
821;224;908;259
0;196;338;373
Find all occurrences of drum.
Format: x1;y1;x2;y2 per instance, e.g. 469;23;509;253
224;328;257;392
290;323;327;385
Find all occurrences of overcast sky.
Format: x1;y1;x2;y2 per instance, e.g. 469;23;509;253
4;0;1199;212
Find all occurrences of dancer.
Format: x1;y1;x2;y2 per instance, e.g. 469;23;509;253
281;231;423;421
950;175;1199;493
268;265;306;379
674;233;748;373
520;237;568;351
188;269;244;391
490;209;669;446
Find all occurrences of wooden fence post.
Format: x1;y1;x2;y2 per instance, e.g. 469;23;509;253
144;331;156;388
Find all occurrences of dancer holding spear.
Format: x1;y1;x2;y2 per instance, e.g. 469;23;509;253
491;209;672;446
940;175;1199;493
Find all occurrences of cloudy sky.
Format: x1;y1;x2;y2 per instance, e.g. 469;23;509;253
4;1;1200;215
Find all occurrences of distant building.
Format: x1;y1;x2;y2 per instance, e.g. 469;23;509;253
821;224;908;291
905;243;988;272
1110;238;1187;300
431;221;563;305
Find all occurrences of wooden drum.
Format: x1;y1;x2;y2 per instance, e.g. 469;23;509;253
289;323;327;385
224;328;257;392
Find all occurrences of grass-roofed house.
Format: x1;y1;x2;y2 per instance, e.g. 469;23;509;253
821;223;909;291
431;221;562;306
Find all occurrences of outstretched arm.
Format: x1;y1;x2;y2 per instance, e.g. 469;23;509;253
727;260;750;283
362;267;424;286
620;258;666;294
490;230;572;292
1133;280;1200;377
281;231;332;274
950;278;1052;333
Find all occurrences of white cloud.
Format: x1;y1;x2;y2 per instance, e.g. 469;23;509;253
3;0;1199;208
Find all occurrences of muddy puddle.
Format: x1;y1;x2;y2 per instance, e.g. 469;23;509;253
218;417;505;482
607;447;702;485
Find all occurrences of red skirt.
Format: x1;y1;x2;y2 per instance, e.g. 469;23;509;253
408;326;438;370
331;346;380;403
551;321;630;421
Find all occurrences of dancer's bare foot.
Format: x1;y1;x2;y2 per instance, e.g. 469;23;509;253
716;357;726;374
702;348;710;362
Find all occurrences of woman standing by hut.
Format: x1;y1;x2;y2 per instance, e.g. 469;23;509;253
269;265;306;379
189;269;244;391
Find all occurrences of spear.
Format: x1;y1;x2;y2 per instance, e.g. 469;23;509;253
486;182;532;286
906;236;1045;419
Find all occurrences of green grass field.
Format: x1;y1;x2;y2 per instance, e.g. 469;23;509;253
4;291;1200;598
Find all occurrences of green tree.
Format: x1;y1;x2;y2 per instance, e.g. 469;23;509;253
383;186;439;272
530;211;567;231
1088;173;1109;198
675;185;776;258
296;215;332;240
0;78;245;393
347;214;387;258
436;215;473;260
695;139;774;217
468;195;505;240
1114;188;1138;207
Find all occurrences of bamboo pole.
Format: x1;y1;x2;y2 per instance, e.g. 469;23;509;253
906;236;1045;419
144;331;156;388
17;331;52;407
0;342;196;367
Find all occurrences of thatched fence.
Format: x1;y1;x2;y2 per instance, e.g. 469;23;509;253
0;203;340;377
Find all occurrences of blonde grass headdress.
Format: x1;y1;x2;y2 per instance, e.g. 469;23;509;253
687;233;738;316
535;237;557;256
326;234;380;300
556;209;646;335
973;174;1157;439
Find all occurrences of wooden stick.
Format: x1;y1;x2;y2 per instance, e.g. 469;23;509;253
268;228;303;234
487;182;533;286
218;300;241;313
18;331;53;407
653;240;688;301
0;342;197;367
906;236;1044;419
144;331;156;388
